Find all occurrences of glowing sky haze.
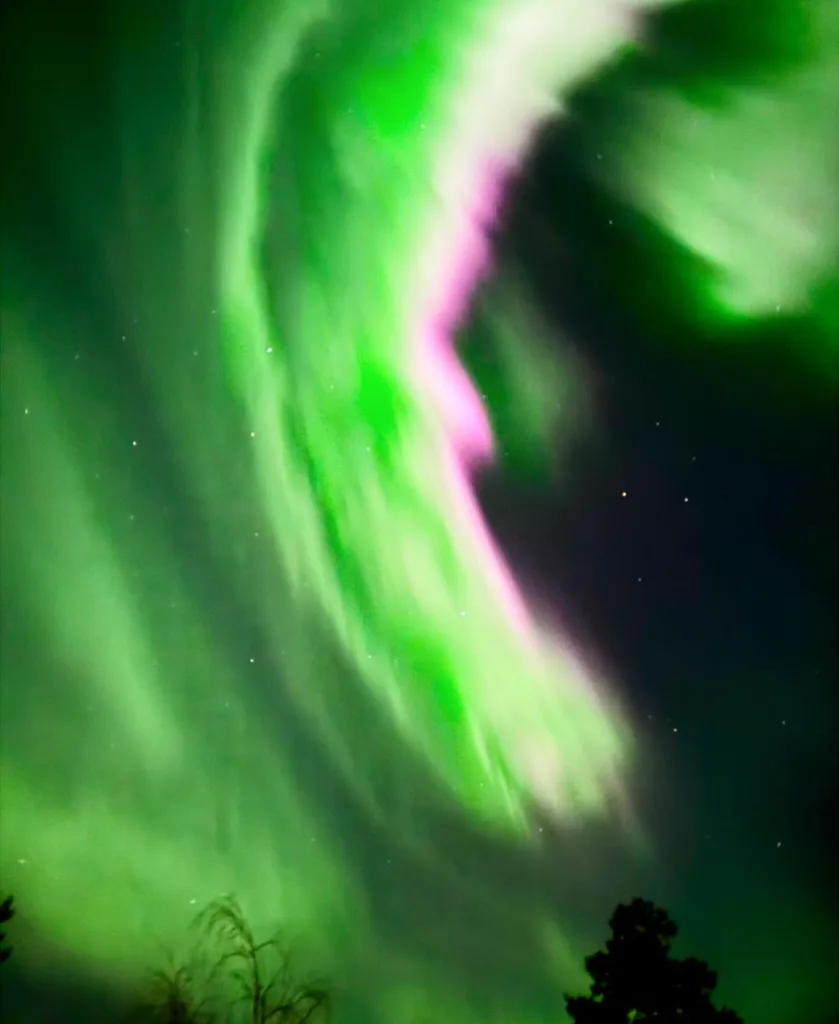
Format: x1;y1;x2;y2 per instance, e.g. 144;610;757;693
0;0;835;1021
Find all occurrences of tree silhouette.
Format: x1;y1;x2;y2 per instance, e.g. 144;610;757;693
127;895;329;1024
0;895;14;964
197;895;329;1023
124;957;216;1023
564;898;744;1023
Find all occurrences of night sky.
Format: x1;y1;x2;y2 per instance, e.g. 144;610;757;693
488;109;839;1019
1;0;837;1023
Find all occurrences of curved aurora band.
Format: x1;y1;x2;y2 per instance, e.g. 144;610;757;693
0;0;834;1020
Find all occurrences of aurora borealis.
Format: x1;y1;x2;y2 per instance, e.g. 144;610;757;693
1;0;837;1022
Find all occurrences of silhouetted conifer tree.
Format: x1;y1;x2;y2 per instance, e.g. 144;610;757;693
565;898;744;1023
0;895;14;964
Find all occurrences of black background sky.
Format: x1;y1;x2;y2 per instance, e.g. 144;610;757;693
478;50;839;1016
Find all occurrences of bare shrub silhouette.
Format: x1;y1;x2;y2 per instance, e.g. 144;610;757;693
197;896;328;1024
128;896;329;1024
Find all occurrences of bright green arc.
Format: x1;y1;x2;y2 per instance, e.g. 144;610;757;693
0;1;651;1009
0;0;834;1021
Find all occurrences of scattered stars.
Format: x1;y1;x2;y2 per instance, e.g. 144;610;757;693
0;85;824;1012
